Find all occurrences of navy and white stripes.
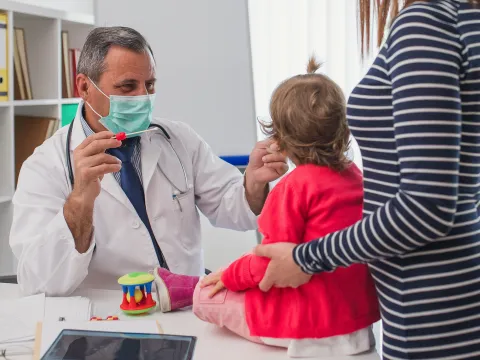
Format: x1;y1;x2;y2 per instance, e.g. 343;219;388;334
294;1;480;358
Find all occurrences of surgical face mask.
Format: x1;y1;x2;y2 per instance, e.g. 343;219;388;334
85;78;156;135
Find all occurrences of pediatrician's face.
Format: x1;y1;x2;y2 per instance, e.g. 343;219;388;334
79;45;156;132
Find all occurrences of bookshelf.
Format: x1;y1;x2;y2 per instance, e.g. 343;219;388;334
0;0;94;276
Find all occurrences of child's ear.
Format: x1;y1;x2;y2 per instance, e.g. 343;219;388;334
277;144;287;156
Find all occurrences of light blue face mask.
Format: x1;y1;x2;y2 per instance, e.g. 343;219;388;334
85;78;156;136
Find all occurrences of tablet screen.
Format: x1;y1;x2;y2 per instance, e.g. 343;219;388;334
41;329;196;360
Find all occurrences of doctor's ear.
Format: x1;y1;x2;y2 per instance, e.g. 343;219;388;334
76;74;90;100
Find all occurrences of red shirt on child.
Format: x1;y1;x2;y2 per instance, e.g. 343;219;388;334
221;164;380;339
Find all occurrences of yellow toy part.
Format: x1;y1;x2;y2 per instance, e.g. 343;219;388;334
126;288;144;304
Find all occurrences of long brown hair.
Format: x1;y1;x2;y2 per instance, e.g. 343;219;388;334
359;0;479;56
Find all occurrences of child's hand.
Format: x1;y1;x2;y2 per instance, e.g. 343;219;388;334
200;270;226;298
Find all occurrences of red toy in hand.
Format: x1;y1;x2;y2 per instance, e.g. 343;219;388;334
115;132;127;141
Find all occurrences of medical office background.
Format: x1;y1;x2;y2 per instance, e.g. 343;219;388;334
0;0;376;296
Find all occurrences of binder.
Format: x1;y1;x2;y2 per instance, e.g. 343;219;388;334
14;28;32;99
14;115;57;184
0;12;8;101
13;30;26;100
70;48;81;97
61;31;72;98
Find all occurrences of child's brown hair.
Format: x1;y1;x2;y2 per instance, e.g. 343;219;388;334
260;56;350;172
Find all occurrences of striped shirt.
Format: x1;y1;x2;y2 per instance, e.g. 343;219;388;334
293;1;480;359
80;108;143;185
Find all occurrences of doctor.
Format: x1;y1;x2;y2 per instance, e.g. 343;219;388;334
9;26;287;296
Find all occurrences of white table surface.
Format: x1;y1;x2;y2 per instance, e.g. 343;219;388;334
0;283;380;360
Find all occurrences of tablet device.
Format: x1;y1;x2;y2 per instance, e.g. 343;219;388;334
41;329;197;360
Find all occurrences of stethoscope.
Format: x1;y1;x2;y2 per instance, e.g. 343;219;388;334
65;117;190;199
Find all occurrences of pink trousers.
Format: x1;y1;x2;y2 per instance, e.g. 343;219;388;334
192;283;263;344
193;283;376;358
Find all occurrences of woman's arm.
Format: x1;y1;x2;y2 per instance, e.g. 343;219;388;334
294;6;462;274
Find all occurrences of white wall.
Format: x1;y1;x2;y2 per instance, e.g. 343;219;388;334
9;0;93;15
248;0;377;172
96;0;257;157
95;0;259;271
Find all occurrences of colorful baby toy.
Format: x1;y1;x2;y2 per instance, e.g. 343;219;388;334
118;272;157;315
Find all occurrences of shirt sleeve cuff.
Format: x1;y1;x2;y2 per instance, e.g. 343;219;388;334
72;229;96;258
29;210;95;295
51;211;96;262
293;242;329;275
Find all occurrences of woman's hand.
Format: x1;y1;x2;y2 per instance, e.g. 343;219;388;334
253;242;312;291
199;269;226;298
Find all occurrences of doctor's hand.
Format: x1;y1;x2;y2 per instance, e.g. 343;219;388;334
70;131;122;205
65;131;122;254
253;242;312;292
245;140;288;214
247;140;288;184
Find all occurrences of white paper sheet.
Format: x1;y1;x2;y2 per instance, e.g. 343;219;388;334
0;293;45;344
44;296;92;322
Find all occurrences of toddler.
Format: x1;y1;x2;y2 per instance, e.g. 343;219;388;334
154;56;380;358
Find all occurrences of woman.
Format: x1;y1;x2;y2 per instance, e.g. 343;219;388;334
254;0;480;359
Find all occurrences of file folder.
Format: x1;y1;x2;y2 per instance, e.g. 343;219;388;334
0;12;8;101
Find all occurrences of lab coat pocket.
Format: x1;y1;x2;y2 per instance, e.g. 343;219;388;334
170;189;197;249
171;189;193;213
172;193;185;212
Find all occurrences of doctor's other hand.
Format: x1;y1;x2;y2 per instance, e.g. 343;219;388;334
199;270;226;298
244;140;288;214
247;140;288;185
70;131;122;206
254;242;312;292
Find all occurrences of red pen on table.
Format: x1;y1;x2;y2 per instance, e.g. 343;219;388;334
113;128;158;141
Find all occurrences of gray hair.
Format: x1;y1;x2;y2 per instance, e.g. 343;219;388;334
77;26;154;82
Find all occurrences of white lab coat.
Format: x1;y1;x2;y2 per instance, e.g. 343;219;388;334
10;103;257;296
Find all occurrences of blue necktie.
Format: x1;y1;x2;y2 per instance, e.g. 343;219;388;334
108;138;168;269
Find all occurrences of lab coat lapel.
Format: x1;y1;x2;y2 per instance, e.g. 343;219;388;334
141;130;190;193
141;131;162;191
68;101;136;213
100;173;136;214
